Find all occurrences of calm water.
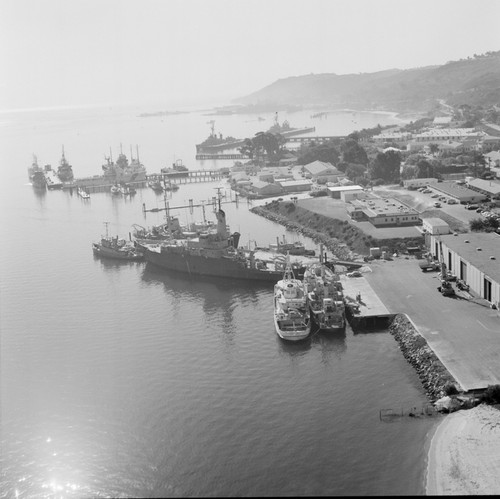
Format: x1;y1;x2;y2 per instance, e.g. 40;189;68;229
0;105;437;497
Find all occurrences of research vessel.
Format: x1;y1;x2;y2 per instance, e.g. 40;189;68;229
142;201;302;282
273;260;311;341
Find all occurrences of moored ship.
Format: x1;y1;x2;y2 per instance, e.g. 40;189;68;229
303;262;346;331
102;145;147;184
57;146;74;182
92;223;143;261
273;260;311;341
28;155;46;189
142;200;303;282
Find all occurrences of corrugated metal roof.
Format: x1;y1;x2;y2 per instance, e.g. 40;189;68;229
437;233;500;284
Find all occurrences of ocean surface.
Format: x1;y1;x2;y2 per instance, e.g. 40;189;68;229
0;104;438;497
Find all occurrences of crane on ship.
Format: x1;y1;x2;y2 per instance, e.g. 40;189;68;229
206;120;216;137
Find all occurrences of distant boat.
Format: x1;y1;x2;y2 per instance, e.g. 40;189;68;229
28;155;46;189
148;179;164;192
102;145;147;183
57;146;74;182
77;187;90;199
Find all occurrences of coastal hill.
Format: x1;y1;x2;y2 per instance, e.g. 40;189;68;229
233;51;500;113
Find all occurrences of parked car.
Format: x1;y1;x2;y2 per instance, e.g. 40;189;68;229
434;202;441;208
466;204;479;210
431;194;439;198
447;199;457;204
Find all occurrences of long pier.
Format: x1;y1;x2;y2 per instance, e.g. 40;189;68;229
152;170;227;183
195;153;248;160
285;135;346;144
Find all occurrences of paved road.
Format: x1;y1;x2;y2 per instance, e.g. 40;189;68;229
364;257;500;391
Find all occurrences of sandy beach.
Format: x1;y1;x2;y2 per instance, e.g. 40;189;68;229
426;404;500;495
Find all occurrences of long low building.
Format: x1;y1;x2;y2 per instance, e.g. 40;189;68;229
348;197;420;227
428;181;488;204
430;232;500;308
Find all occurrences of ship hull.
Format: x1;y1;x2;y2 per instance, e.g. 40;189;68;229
144;247;283;282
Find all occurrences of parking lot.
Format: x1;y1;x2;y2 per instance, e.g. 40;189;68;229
365;256;500;392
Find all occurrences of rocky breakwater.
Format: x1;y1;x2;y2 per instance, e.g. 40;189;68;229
389;314;465;405
251;204;355;261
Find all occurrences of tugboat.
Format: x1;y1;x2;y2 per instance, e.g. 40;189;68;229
28;155;46;189
303;262;345;331
92;222;144;261
57;146;74;182
273;258;311;341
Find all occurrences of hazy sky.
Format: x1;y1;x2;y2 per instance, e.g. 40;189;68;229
1;0;499;110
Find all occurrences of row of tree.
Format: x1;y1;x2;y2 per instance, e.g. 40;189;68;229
239;120;492;187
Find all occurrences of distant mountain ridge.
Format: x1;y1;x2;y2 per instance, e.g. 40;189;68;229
234;51;500;112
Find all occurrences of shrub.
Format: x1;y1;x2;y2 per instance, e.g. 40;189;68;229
481;384;500;404
444;381;459;396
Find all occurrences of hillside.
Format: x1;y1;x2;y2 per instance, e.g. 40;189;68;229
234;51;500;112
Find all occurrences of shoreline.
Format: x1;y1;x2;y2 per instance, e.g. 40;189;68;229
426;404;500;494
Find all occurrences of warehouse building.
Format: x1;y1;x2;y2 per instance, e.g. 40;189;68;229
430;232;500;307
428;181;488;204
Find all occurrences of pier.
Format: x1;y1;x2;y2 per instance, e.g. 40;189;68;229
340;272;394;327
154;169;227;183
285;135;346;144
195;153;248;160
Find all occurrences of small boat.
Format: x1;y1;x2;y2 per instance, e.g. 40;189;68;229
43;165;63;189
148;179;164;192
77;187;90;199
164;181;179;191
303;263;345;331
262;236;315;257
118;183;133;195
92;223;144;261
273;259;311;341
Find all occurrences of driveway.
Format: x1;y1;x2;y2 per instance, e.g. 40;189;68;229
365;256;500;391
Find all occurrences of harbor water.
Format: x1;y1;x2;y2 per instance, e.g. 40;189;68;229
0;105;438;497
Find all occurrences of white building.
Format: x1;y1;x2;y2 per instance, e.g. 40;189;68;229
430;233;500;307
422;217;450;235
327;185;365;202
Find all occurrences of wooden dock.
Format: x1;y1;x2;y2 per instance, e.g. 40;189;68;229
340;272;394;327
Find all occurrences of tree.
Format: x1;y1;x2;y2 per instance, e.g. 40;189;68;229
345;163;366;182
429;143;440;155
341;138;368;166
400;165;417;180
416;159;433;178
369;150;401;183
297;142;340;165
238;138;255;159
